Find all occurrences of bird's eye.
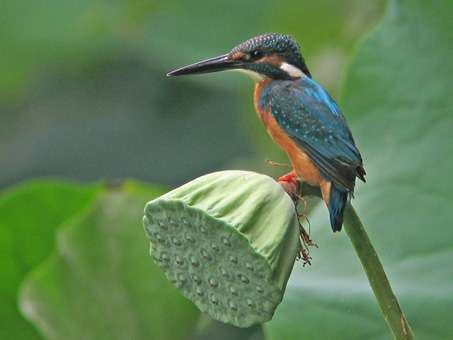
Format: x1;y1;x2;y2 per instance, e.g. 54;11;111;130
250;50;263;60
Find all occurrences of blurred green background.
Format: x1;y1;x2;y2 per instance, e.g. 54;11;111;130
0;0;384;189
2;0;453;339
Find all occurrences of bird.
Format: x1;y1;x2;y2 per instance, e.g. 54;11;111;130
167;33;365;232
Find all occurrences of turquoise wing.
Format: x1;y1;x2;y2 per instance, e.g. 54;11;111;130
266;77;365;191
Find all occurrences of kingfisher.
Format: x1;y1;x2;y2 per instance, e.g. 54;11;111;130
167;33;365;232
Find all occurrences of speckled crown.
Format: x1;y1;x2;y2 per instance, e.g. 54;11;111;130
228;33;311;77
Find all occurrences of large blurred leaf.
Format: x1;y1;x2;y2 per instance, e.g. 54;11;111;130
0;180;103;340
19;185;201;340
267;0;453;339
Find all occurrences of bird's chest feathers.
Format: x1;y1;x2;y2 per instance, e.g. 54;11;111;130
254;79;272;120
254;80;293;148
253;79;323;186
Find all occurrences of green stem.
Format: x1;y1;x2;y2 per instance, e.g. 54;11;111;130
343;205;415;340
295;182;415;340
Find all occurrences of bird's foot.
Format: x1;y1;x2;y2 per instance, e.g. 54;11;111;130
275;170;318;266
278;170;298;184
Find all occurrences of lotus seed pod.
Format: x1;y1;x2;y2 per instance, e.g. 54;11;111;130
143;170;299;327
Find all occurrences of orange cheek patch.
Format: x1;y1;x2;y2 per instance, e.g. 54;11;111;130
259;56;284;67
232;52;245;60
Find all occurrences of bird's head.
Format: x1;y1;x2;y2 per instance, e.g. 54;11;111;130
167;33;311;81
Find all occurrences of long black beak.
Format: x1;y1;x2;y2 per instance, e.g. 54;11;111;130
167;54;242;76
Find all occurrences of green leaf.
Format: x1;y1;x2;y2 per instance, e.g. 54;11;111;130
0;180;103;340
19;185;201;340
267;0;453;339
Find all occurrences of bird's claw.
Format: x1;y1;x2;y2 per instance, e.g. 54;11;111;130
278;170;297;184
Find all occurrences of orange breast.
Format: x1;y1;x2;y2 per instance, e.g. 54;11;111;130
254;81;324;188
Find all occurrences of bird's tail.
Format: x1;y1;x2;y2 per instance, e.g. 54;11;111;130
328;183;350;232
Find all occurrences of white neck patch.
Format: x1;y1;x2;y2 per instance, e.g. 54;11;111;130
280;62;306;78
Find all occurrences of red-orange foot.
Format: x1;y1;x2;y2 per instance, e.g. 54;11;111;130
278;171;297;184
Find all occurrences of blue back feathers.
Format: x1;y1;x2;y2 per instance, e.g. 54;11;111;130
259;77;365;231
259;77;365;192
303;78;341;116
